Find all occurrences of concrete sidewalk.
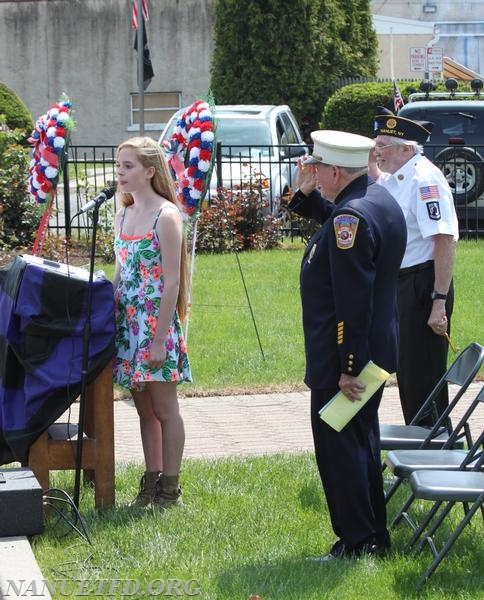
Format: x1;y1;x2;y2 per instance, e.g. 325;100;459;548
67;382;483;463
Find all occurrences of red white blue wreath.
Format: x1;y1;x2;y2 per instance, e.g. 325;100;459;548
27;98;73;203
162;99;215;218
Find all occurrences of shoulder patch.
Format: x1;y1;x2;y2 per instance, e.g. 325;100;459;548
419;184;440;201
333;214;359;249
426;201;441;220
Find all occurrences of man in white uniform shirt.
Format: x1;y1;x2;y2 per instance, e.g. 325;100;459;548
371;111;459;426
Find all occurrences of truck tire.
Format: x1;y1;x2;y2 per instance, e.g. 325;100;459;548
434;147;484;205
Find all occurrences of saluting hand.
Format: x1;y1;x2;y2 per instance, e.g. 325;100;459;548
296;157;318;195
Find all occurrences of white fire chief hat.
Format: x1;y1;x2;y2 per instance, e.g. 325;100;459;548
305;130;375;168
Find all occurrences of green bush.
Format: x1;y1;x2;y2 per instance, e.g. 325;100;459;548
322;82;408;137
0;129;41;249
195;187;281;253
0;82;33;133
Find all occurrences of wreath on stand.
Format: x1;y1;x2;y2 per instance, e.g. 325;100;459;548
161;98;216;339
162;98;215;219
27;96;74;255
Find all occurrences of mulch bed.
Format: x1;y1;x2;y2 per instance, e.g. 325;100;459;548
0;241;93;268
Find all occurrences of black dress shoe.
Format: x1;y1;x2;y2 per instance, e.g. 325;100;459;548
309;539;346;562
346;535;391;558
310;534;391;563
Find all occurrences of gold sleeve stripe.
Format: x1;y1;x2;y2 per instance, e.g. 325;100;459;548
337;321;344;345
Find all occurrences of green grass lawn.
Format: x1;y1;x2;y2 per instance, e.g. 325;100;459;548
32;456;484;599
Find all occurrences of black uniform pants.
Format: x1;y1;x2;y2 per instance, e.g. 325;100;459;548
397;261;454;425
310;386;388;550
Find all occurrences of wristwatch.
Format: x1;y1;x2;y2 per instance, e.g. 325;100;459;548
431;290;447;301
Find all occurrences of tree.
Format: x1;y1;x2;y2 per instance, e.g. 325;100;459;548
0;82;33;132
210;0;378;135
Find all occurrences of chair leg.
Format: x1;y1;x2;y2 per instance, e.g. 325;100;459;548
385;475;403;503
390;492;416;529
414;501;456;555
416;495;484;590
405;499;444;551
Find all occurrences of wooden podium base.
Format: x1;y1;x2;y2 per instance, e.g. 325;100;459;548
28;363;115;509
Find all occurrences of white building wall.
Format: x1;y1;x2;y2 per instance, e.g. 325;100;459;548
371;0;484;79
0;0;215;146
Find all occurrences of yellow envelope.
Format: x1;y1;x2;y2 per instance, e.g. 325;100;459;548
319;361;391;432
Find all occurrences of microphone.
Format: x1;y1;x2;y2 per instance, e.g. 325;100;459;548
76;185;115;215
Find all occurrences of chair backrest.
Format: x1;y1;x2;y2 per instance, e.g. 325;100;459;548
445;342;484;387
410;343;484;446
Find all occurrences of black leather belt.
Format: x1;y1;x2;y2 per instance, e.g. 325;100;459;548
399;260;434;277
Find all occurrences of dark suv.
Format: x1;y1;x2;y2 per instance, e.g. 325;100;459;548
398;98;484;232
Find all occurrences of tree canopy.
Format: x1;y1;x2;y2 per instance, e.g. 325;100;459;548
210;0;378;135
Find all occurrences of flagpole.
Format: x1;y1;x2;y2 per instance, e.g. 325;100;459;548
389;27;394;80
136;0;145;136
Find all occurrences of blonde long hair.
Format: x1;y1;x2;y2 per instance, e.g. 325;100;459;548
116;136;189;323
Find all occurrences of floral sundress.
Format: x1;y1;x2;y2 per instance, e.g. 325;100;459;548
113;207;192;391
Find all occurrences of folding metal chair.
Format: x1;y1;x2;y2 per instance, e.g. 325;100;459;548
384;385;484;505
405;438;484;589
380;342;484;452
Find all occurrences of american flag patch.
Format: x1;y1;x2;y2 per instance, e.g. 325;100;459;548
419;185;440;201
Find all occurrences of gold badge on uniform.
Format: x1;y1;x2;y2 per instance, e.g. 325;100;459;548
333;214;359;250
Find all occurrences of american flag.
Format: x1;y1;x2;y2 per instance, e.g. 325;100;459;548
419;185;440;200
393;80;405;113
131;0;149;30
132;0;154;90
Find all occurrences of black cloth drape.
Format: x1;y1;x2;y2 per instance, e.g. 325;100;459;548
0;255;115;464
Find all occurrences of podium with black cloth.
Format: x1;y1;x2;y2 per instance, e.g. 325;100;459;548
0;254;116;509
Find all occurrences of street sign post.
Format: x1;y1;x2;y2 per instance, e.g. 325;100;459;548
427;46;443;73
410;47;427;72
410;46;443;74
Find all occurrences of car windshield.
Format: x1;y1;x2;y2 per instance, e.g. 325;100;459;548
216;119;272;157
161;110;282;158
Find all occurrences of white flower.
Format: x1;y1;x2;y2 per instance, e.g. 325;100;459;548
45;166;58;179
189;147;201;160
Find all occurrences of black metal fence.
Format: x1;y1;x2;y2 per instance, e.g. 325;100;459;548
51;143;484;240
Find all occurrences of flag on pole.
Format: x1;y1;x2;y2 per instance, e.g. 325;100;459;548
393;79;405;113
132;0;154;90
131;0;149;29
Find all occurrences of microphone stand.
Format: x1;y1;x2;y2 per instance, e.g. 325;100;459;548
73;204;101;509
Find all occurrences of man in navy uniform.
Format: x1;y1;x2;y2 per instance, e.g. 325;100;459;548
289;130;406;559
372;112;458;425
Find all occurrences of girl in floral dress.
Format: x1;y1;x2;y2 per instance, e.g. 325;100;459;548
113;136;191;507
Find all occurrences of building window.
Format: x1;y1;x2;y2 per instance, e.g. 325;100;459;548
129;91;181;131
